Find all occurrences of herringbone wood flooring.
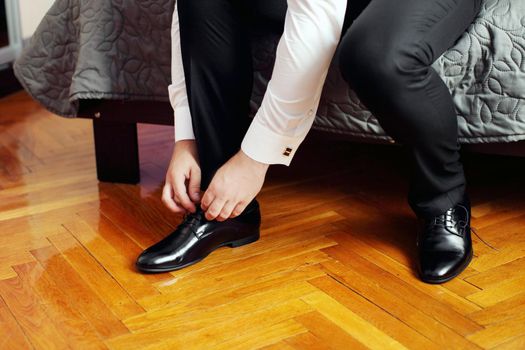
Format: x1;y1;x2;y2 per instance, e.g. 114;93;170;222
1;91;524;349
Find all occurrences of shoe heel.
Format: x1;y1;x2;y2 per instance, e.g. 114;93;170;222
227;233;260;248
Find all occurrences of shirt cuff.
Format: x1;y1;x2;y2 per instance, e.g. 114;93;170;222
174;105;195;142
240;117;306;166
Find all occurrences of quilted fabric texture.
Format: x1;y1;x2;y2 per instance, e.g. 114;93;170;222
13;0;525;144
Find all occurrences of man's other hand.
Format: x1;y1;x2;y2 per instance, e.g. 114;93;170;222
200;150;269;221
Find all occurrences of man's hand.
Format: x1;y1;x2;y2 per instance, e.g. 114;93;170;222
201;150;269;221
162;140;202;214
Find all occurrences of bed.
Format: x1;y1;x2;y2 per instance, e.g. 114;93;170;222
13;0;525;183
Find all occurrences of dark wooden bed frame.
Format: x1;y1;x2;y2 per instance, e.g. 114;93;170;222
78;99;525;184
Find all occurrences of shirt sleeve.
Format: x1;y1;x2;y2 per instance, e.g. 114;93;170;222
168;3;195;142
241;0;347;166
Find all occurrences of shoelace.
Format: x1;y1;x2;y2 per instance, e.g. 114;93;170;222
433;211;458;227
427;208;462;232
471;226;498;251
426;208;498;251
182;209;205;228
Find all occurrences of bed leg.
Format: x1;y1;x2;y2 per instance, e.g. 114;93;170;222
92;119;140;184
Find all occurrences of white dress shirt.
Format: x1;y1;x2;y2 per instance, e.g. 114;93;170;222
168;0;347;166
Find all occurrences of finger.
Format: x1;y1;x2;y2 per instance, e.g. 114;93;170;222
205;196;226;221
162;182;185;214
200;188;214;211
172;174;196;213
217;200;236;222
230;202;247;218
187;166;202;203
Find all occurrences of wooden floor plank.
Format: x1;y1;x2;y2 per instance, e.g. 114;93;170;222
467;313;525;348
0;293;33;350
0;275;70;349
466;275;525;307
61;218;161;301
142;262;326;314
285;331;336;350
47;230;146;320
301;291;407;349
292;311;370;350
307;275;440;350
13;262;107;349
108;297;313;349
124;279;318;333
465;256;525;289
467;292;525;326
213;318;307;350
493;334;525;350
29;245;130;339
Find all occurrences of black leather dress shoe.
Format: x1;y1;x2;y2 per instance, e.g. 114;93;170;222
416;195;473;284
136;199;261;273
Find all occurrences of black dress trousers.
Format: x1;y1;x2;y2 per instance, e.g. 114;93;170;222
176;0;483;219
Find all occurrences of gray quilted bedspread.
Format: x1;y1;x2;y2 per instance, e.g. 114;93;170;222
13;0;525;143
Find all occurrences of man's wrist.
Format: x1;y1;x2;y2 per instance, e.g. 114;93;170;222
238;149;270;171
174;139;195;151
174;139;198;157
175;138;195;144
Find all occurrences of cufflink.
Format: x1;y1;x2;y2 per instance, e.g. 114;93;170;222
283;147;292;156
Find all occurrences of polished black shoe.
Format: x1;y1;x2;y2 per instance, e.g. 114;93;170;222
136;199;261;273
416;195;473;284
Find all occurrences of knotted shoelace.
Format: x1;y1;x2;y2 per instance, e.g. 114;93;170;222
425;207;497;251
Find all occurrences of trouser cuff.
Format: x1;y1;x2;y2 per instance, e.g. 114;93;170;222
408;184;466;220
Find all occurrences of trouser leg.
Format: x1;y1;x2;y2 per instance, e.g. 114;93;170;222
177;0;288;191
177;0;255;190
338;0;482;219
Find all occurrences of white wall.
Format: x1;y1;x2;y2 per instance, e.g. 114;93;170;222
18;0;54;38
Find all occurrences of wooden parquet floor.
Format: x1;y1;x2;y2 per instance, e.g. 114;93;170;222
1;90;525;349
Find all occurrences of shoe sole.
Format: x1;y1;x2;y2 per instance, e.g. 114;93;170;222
418;248;474;284
135;232;260;274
